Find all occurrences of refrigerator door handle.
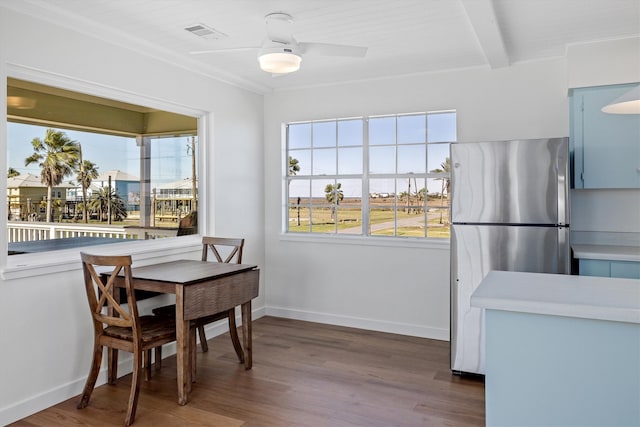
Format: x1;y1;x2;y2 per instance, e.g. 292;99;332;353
556;140;569;226
558;226;570;274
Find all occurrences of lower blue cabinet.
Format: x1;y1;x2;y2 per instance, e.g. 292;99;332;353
579;259;640;279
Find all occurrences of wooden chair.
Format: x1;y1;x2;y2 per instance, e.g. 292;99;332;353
176;211;198;236
153;237;245;365
77;253;176;426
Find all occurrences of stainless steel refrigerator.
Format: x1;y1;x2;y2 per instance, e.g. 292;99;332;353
450;137;570;375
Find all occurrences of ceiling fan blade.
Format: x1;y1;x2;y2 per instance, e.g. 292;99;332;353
190;46;259;55
298;42;367;57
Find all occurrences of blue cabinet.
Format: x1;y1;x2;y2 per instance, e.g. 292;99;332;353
484;309;640;427
570;83;640;189
579;259;640;279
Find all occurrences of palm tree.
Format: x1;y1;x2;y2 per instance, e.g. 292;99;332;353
7;167;20;178
288;156;300;176
430;156;451;224
289;156;301;225
324;182;344;221
89;187;127;222
77;157;99;223
417;187;426;202
24;128;80;222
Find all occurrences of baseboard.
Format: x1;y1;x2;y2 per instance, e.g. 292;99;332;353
0;306;267;426
264;306;449;341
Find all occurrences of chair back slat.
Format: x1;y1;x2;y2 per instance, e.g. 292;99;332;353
81;252;139;333
201;237;244;264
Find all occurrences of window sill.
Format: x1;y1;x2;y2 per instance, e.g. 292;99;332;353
1;235;202;280
278;232;450;250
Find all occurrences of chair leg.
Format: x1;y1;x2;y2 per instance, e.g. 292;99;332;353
155;346;162;371
125;350;143;426
198;324;208;352
144;350;152;381
108;348;118;384
77;342;103;409
227;309;245;364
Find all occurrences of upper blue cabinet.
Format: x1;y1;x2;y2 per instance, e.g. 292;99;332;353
570;83;640;189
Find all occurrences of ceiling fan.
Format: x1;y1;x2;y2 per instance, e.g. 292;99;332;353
190;12;368;74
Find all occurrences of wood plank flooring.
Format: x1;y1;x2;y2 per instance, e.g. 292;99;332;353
11;317;484;426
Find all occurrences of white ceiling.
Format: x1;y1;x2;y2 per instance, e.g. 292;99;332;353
4;0;640;93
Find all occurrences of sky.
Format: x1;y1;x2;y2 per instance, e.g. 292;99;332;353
7;122;196;186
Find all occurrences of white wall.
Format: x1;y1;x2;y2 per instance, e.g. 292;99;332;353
0;7;264;425
567;37;640;89
263;58;569;341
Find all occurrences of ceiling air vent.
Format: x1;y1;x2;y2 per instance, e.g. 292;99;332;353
184;23;227;40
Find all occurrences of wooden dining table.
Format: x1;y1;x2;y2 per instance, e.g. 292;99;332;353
110;259;259;405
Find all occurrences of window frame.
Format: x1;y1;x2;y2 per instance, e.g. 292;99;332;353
284;111;455;240
1;64;209;277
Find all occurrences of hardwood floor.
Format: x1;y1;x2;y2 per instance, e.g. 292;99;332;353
11;317;484;426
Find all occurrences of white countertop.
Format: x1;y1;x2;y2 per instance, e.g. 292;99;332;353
471;271;640;324
572;244;640;262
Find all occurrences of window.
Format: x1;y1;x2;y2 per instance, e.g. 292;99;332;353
286;111;455;239
6;78;199;255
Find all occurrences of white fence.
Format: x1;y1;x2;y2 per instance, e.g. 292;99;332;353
7;222;177;243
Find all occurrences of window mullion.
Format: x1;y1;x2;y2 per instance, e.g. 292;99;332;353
362;118;370;236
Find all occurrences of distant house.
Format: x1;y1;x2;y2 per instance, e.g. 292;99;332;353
154;178;197;221
7;173;73;221
94;170;140;211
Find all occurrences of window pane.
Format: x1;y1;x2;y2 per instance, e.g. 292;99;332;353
398;114;426;144
397;145;426;174
369;146;396;174
337;207;362;235
427;143;450;174
338;147;362;174
427;177;447;200
426;176;450;238
397;177;425;210
338;119;363;146
313;121;336;148
149;136;198;226
339;179;362;201
288;180;310;233
396;177;426;237
369;208;396;236
289;123;312;149
426;208;450;238
369;178;395;201
289;149;311;176
289;179;310;199
369;116;395;145
369;178;395;235
311;179;336;233
428;112;456;142
313;148;336;175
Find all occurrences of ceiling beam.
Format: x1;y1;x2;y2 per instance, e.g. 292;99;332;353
460;0;510;68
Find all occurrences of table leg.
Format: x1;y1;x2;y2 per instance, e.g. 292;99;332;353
175;286;189;405
241;301;252;370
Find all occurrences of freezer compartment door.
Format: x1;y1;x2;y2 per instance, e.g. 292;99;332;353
450;224;569;374
451;138;569;225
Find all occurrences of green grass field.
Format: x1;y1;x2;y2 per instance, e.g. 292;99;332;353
287;206;450;238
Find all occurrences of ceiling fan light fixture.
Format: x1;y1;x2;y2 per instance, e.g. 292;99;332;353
258;47;301;74
601;84;640;114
